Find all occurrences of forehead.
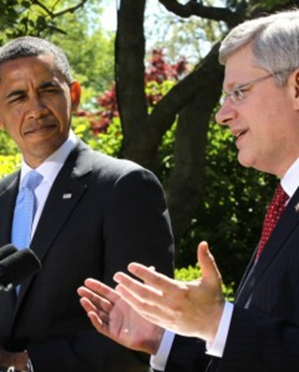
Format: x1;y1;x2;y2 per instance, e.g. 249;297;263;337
223;44;262;88
0;54;63;88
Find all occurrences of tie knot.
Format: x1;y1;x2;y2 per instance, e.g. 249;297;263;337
21;170;43;191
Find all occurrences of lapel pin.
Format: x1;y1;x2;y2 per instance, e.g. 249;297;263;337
62;193;73;199
294;202;299;212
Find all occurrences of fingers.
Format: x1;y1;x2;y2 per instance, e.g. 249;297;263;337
86;310;108;334
78;286;113;312
197;241;222;287
77;278;119;327
115;263;176;294
78;289;111;325
113;273;163;306
81;299;111;337
84;278;120;303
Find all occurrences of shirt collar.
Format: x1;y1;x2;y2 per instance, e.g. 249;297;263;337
281;157;299;199
20;130;77;185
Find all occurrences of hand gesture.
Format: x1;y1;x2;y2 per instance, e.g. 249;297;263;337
114;241;225;343
78;279;164;355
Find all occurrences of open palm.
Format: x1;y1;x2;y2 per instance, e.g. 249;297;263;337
78;278;164;354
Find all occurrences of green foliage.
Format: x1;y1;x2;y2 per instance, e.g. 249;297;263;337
0;130;20;179
0;130;18;156
158;122;176;183
72;115;122;158
0;153;21;179
0;0;66;42
48;1;115;96
175;264;235;301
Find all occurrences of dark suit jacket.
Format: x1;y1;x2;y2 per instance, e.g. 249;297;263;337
0;139;174;372
165;185;299;372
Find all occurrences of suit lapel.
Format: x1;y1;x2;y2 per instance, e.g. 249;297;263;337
235;186;299;306
16;141;93;304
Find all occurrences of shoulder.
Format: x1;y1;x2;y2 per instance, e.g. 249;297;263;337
0;171;19;193
90;149;159;183
73;139;162;188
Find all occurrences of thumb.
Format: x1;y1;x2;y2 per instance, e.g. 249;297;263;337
197;241;222;287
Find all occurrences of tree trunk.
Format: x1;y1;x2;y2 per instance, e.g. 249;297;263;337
165;43;224;257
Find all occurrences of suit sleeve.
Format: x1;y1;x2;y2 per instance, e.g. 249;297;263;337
213;305;299;371
102;166;175;285
164;335;210;372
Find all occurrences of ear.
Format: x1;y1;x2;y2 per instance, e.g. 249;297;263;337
290;70;299;109
70;81;81;112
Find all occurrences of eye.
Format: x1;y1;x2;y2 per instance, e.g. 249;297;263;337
233;88;244;101
8;94;26;104
41;87;60;94
233;84;251;101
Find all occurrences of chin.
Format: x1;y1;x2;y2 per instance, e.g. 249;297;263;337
237;155;253;169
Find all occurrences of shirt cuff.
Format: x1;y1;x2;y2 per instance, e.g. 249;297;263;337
150;330;175;371
206;301;234;358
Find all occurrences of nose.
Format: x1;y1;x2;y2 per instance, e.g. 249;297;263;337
215;100;237;126
26;96;48;119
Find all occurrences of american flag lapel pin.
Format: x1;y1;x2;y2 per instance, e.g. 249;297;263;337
62;193;73;200
294;202;299;212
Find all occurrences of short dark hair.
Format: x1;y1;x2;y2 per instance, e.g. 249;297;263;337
0;36;73;84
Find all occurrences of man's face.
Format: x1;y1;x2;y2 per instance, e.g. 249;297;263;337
216;44;299;178
0;54;80;168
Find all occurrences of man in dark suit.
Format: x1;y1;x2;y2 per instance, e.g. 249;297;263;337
0;36;174;372
78;9;299;372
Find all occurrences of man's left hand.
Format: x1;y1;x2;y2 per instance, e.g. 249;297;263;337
114;241;225;343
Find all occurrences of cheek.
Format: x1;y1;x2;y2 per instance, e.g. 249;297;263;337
49;98;72;122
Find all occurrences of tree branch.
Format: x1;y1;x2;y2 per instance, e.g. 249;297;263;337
32;0;88;19
149;42;223;141
158;0;243;27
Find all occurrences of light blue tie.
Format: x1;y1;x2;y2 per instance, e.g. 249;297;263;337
11;170;43;249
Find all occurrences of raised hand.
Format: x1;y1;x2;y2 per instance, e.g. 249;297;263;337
114;241;225;343
78;279;164;355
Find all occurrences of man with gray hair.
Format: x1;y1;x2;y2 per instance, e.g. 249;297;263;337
79;8;299;372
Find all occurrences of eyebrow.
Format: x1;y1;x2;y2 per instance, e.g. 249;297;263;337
39;81;59;89
223;80;252;94
223;81;239;91
5;81;59;100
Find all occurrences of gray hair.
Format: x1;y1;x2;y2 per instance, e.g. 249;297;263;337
0;36;73;84
219;9;299;86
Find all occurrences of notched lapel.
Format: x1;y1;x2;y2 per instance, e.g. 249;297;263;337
17;142;93;304
31;142;92;261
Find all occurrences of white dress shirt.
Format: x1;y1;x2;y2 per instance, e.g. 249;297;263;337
17;130;77;241
151;157;299;370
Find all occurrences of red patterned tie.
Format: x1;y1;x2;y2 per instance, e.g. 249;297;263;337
256;184;288;261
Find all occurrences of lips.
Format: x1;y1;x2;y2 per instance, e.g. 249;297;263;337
24;122;57;135
236;129;247;138
230;128;248;148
